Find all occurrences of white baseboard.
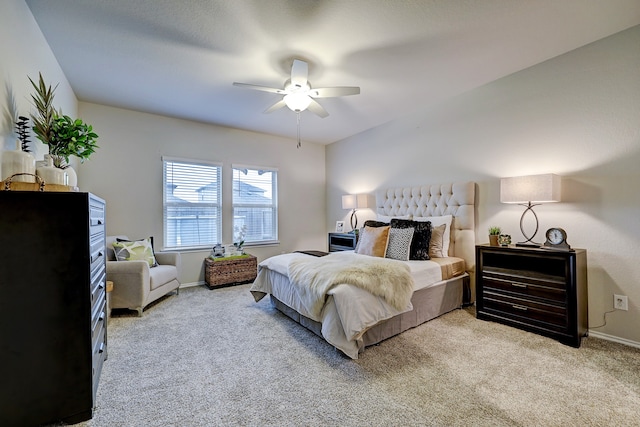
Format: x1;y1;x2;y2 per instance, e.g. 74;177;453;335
179;281;205;288
588;330;640;349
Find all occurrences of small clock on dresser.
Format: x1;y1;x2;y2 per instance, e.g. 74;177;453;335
543;227;572;251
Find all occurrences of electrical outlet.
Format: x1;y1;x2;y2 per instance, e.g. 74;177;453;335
614;294;628;311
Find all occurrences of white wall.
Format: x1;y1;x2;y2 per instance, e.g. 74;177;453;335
327;26;640;345
77;103;326;285
0;0;77;158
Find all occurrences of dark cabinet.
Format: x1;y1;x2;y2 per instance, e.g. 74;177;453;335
476;244;588;347
0;191;107;425
328;232;357;252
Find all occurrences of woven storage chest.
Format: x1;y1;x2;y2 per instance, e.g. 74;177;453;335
205;255;257;289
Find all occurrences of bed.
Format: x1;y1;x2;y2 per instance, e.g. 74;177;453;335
250;182;476;358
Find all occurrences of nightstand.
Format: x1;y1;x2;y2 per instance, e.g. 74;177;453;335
475;244;588;347
328;232;357;252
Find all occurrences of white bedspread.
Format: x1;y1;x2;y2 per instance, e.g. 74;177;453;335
250;251;444;358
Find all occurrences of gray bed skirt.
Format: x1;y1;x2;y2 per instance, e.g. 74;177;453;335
270;273;468;354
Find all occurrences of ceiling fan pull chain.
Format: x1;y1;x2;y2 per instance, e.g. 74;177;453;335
296;111;301;148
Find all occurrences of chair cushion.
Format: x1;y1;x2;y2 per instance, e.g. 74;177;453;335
149;265;178;290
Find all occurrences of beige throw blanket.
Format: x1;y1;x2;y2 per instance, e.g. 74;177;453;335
287;254;414;319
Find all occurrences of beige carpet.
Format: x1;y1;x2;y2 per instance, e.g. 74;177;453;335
74;284;640;427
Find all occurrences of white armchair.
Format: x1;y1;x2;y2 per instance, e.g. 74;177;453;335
106;235;181;316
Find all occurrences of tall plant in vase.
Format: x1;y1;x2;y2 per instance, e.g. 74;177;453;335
29;72;99;187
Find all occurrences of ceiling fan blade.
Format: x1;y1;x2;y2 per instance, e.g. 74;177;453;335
233;82;285;94
309;86;361;98
290;59;308;89
307;99;329;118
263;99;287;114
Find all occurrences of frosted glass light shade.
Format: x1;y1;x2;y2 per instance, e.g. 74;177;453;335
284;93;311;112
500;174;561;204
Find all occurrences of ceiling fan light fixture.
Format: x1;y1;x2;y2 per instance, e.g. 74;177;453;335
283;93;311;112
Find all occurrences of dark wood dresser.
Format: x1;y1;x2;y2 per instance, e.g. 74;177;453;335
0;191;107;425
476;244;588;347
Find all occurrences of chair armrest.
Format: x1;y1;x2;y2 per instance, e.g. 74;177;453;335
106;259;150;275
106;260;150;308
155;251;181;275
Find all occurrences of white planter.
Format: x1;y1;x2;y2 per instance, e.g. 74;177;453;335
1;146;36;182
36;155;67;185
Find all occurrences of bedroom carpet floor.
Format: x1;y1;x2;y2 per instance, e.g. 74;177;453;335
72;284;640;427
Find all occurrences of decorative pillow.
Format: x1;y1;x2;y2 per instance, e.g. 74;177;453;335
428;224;447;258
385;227;415;261
354;220;389;252
113;237;158;267
355;225;390;257
413;215;452;257
390;219;432;261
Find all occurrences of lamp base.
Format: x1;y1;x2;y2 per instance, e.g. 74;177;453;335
516;242;540;248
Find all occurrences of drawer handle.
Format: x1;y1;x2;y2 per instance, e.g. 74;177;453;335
512;304;528;311
511;283;528;288
99;343;105;354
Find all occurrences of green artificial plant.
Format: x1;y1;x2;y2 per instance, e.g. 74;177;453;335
28;72;99;168
488;226;501;236
48;115;99;167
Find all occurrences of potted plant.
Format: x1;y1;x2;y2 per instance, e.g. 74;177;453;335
48;115;99;168
489;226;501;246
28;72;99;185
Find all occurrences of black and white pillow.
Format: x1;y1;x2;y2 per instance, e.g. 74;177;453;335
390;218;432;260
385;227;415;261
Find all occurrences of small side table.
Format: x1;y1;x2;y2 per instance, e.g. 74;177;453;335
328;232;357;252
204;255;257;289
106;280;114;321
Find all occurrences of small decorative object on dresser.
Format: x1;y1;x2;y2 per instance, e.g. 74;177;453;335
488;226;501;246
335;220;345;233
498;234;511;246
476;244;588;347
543;227;571;251
205;254;257;289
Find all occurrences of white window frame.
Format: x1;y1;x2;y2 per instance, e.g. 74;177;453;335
163;156;222;250
232;164;278;246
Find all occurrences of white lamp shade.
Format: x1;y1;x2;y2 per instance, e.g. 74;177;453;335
356;194;370;209
500;174;561;203
342;194;370;209
342;194;357;210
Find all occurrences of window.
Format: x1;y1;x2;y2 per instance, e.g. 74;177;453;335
163;157;222;250
232;165;278;245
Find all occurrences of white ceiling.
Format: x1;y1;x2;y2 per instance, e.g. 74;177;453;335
25;0;640;145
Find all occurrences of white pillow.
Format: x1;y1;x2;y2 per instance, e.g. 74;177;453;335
413;215;453;257
377;214;410;223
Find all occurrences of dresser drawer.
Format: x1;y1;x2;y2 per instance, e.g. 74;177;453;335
482;274;566;303
483;290;567;328
91;320;106;397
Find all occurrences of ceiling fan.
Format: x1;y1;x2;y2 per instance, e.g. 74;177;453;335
233;59;360;117
233;59;360;147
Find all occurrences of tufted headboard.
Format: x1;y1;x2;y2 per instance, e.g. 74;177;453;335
375;182;477;301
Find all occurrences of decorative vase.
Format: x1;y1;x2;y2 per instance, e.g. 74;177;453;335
489;235;499;246
1;141;36;183
36;154;67;185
